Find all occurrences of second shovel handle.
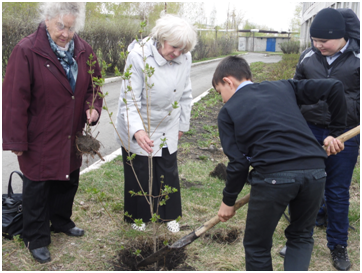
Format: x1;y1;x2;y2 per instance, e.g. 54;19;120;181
323;125;360;151
195;193;250;237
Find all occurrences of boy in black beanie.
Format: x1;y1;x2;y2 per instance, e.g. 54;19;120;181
280;8;360;271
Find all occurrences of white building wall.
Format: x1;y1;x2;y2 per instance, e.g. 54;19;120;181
300;2;360;51
238;37;291;52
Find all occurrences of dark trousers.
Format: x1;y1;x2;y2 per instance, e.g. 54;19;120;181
22;169;79;250
308;123;360;249
244;169;325;271
122;147;182;223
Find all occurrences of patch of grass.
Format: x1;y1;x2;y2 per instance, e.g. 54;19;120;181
251;54;299;82
183;128;196;136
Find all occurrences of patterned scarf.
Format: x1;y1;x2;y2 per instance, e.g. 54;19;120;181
46;30;78;92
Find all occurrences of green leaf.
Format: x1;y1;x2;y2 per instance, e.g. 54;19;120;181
134;218;144;226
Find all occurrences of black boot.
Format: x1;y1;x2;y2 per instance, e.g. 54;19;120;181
331;245;351;271
30;247;51;263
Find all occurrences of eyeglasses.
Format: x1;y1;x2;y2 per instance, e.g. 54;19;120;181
55;22;75;33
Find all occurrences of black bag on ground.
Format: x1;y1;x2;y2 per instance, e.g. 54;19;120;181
2;171;23;239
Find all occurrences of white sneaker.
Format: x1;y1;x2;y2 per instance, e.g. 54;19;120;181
167;220;180;233
131;223;146;231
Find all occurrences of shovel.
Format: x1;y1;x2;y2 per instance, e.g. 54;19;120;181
137;125;360;268
137;193;250;268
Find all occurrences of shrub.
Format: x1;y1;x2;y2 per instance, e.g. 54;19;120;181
79;18;140;75
192;33;237;61
279;40;300;54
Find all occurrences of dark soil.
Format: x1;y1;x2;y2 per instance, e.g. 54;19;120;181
177;89;226;164
181;178;203;189
209;163;227;181
76;131;104;161
112;237;196;271
204;228;242;244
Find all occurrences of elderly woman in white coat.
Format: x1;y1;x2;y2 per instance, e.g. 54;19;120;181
115;14;197;232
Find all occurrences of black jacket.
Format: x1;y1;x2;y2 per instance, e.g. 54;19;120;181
294;9;360;128
218;79;347;206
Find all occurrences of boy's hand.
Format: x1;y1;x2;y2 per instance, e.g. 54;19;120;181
323;136;344;156
218;202;236;222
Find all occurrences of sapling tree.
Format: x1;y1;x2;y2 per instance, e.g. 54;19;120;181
93;21;182;260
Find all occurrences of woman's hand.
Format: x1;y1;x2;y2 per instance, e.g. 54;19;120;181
178;131;183;140
86;109;99;124
323;136;344;156
11;150;23;156
134;130;154;154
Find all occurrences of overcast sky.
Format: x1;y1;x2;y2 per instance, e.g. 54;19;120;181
203;1;299;31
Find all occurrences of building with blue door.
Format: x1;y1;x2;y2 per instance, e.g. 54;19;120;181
238;36;290;52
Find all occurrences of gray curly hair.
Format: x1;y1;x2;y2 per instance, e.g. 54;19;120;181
39;2;86;32
150;14;197;54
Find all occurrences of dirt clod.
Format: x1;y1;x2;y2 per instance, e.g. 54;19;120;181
209;163;227;181
76;131;104;161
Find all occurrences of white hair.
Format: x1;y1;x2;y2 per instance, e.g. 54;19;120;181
39;2;86;32
150;14;197;53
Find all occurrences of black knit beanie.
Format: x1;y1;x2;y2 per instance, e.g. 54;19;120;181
310;8;346;39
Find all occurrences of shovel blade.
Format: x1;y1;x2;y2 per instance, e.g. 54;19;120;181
137;231;198;268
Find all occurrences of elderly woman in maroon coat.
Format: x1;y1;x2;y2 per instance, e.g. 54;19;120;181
2;3;102;263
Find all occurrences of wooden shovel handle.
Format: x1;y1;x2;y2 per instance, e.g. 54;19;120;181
323;125;360;150
195;193;250;237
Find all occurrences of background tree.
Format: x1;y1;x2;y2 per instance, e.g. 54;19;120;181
289;2;302;38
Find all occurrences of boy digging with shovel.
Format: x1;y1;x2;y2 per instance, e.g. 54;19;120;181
214;56;347;271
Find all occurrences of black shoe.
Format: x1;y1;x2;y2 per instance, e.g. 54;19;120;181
331;245;351;271
52;226;85;237
30;247;51;263
62;227;85;237
279;245;286;258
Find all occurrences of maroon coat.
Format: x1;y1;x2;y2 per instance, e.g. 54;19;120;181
2;23;103;181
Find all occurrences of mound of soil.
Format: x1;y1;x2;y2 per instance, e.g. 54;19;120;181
112;238;196;271
209;163;227;181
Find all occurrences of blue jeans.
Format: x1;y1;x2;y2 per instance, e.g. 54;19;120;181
308;123;360;250
244;169;326;271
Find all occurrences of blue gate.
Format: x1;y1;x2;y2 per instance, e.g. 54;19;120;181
266;38;276;52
